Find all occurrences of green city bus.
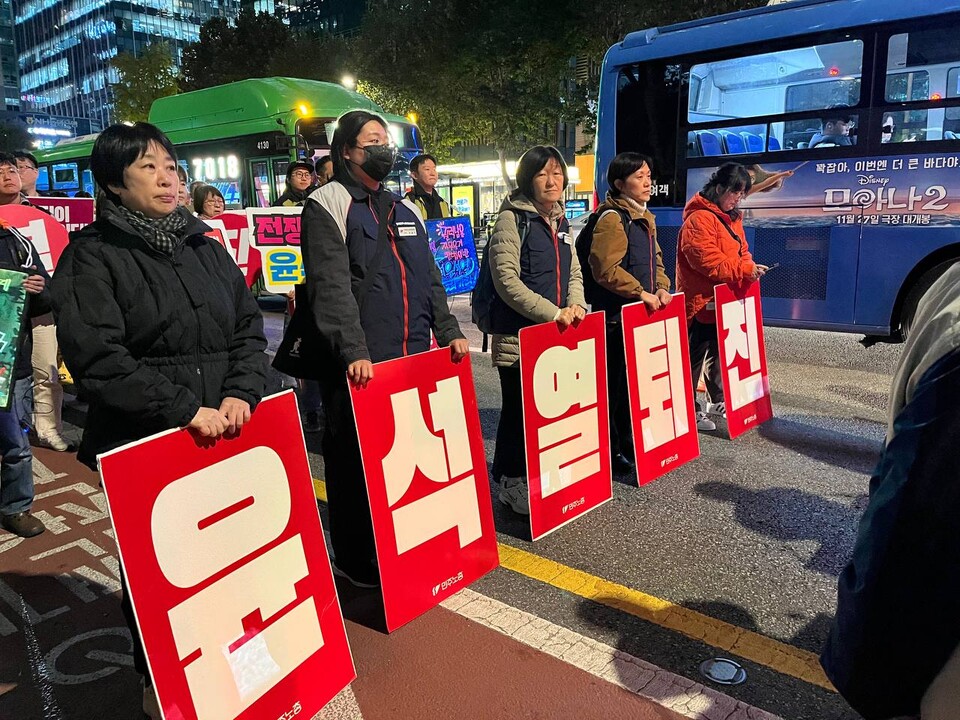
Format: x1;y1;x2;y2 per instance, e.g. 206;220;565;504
34;77;424;208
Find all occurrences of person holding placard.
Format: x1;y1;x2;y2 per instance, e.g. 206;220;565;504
485;145;586;515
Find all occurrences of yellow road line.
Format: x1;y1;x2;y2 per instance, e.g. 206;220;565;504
498;544;834;691
313;476;832;691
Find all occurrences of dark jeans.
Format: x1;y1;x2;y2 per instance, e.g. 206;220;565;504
688;318;724;411
0;377;35;516
317;369;376;573
492;366;526;481
606;322;633;458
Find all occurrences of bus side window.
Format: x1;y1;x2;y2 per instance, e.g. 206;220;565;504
36;166;50;192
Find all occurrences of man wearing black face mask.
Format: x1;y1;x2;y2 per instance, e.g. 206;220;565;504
288;110;467;588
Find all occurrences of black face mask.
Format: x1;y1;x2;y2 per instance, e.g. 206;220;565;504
352;144;397;182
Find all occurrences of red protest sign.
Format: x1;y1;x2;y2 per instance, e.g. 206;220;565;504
350;348;499;632
98;392;355;720
622;294;700;485
519;312;612;541
28;196;95;233
715;280;774;438
0;204;70;273
204;212;263;288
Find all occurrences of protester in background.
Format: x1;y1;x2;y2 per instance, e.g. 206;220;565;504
14;152;45;198
297;109;467;587
176;165;190;207
51;122;267;720
273;159;316;207
676;162;767;432
487;145;585;515
74;190;92;198
0;153;52;539
579;152;670;474
405;153;451;220
315;156;334;186
192;183;225;220
823;262;960;720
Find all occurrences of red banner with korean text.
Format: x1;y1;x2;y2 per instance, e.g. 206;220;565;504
98;392;355;720
0;205;71;273
246;208;303;294
28;196;94;233
519;312;612;541
205;211;263;289
621;294;700;485
350;348;499;632
714;281;774;438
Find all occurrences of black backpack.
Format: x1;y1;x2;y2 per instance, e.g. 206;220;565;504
574;208;631;306
471;209;531;334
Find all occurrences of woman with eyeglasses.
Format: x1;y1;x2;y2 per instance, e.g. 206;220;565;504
293;109;467;588
192;183;225;219
675;162;767;432
274;159;317;207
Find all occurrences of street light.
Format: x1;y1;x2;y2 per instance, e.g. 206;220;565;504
341;75;356;90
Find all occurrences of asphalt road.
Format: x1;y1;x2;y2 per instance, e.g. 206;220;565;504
267;303;902;720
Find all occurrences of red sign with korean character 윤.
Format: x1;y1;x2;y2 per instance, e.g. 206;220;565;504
621;293;700;485
519;312;612;541
714;280;774;438
350;347;499;632
246;208;304;294
98;392;355;720
204;211;263;288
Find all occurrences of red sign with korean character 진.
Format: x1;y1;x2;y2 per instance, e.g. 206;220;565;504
0;204;70;273
714;280;774;438
204;211;263;288
349;347;499;632
519;312;612;541
621;293;700;485
246;208;304;294
98;392;355;720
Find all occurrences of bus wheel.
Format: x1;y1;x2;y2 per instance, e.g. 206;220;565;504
900;260;958;341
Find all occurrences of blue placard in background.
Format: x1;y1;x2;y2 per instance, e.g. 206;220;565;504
426;217;479;295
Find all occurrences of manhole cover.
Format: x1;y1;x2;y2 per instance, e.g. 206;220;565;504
699;658;747;685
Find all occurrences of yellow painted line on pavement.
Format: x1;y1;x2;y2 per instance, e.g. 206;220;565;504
498;544;835;691
312;476;832;691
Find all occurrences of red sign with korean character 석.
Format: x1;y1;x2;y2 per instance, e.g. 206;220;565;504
349;348;499;632
519;311;612;541
714;280;774;438
0;204;70;273
98;392;355;720
246;207;303;294
621;293;700;485
205;211;263;288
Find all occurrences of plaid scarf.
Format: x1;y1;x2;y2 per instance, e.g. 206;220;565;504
114;204;189;256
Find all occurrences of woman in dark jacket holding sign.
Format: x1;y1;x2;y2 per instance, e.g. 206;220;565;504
298;109;467;588
675;162;767;432
50;122;268;719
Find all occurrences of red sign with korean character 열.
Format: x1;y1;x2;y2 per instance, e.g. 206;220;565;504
0;204;71;273
621;294;700;485
349;348;499;632
519;312;612;541
714;280;774;438
204;211;263;288
246;208;304;294
98;392;355;720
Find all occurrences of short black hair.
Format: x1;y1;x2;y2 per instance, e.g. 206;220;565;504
13;151;38;169
330;109;389;182
192;183;224;211
91;123;178;204
410;154;438;173
515;145;568;201
0;152;17;171
607;152;653;197
700;162;752;205
176;165;188;184
315;156;333;170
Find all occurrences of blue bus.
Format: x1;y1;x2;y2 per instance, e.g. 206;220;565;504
596;0;960;340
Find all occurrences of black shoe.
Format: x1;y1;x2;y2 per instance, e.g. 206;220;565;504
303;411;322;433
611;453;635;475
621;445;636;463
331;560;380;589
1;511;45;538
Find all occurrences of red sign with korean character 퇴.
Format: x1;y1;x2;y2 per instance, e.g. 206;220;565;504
621;293;700;485
349;347;499;632
519;312;612;541
714;280;774;438
205;211;263;288
98;392;355;720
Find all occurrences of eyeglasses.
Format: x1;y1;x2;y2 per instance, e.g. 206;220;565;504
290;170;312;179
16;164;37;172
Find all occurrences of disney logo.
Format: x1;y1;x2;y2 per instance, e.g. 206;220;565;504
857;174;890;186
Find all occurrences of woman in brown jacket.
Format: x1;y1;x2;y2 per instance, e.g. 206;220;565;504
675;163;768;431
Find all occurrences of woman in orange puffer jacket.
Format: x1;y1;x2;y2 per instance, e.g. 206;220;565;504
676;163;768;431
